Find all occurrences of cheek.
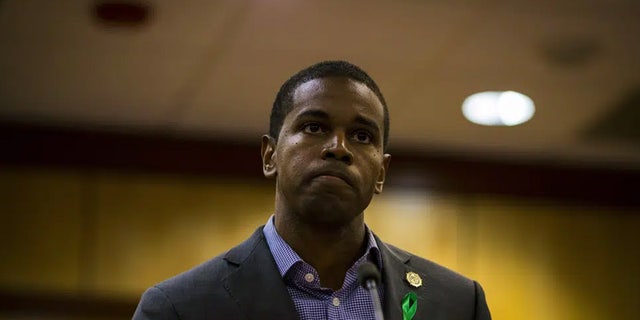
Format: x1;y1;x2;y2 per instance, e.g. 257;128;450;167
359;159;382;184
282;132;306;150
277;137;308;175
369;157;386;180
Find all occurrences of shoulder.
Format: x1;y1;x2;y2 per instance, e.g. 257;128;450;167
133;253;235;319
150;226;267;296
133;227;268;319
155;252;232;294
385;242;477;290
380;242;491;319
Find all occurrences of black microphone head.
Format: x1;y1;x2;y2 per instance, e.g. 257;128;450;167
357;261;381;288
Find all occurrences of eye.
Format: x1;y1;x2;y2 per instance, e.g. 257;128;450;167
353;130;372;144
303;122;324;134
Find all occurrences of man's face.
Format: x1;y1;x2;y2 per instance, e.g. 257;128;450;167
262;77;391;227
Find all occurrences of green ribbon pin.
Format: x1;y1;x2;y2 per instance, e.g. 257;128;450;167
402;291;417;320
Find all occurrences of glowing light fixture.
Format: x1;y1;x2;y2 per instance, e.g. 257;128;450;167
462;91;535;126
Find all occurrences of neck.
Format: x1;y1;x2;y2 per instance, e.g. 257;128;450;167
274;209;367;290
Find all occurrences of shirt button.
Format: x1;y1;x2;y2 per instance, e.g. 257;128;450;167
304;273;314;283
332;297;340;307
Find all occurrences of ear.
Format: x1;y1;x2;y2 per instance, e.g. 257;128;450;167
261;135;277;179
374;153;391;194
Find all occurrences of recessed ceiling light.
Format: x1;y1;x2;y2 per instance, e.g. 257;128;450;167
462;91;535;126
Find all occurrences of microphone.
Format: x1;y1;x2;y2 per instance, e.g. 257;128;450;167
357;262;384;320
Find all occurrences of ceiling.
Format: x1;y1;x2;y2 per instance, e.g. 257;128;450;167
1;0;639;168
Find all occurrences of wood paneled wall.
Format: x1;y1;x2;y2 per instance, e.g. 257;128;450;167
1;167;638;319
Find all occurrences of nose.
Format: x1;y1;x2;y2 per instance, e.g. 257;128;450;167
321;132;353;165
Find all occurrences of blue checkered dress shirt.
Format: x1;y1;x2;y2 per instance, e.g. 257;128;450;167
263;216;384;320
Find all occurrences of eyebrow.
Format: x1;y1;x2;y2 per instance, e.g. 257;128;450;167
295;109;381;134
354;115;380;134
296;109;330;121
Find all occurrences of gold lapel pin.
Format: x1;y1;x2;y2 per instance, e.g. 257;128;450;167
406;271;422;288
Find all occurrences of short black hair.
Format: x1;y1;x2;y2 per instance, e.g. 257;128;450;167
269;60;390;151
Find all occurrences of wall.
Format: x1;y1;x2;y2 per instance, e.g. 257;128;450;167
1;167;638;319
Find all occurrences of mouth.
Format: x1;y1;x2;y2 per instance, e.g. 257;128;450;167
312;170;353;187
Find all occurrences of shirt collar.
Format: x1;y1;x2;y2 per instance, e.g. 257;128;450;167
263;214;382;277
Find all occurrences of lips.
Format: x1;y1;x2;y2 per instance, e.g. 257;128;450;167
311;169;353;187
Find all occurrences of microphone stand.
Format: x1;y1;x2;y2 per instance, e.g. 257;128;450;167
364;278;384;320
358;262;385;320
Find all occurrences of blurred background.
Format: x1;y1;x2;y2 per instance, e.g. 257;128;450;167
1;1;639;319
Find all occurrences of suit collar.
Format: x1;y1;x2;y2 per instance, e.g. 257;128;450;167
222;227;299;320
375;234;429;320
222;227;429;320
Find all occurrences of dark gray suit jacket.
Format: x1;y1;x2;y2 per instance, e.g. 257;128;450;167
133;226;491;320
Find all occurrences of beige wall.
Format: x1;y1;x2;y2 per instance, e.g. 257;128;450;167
1;167;638;319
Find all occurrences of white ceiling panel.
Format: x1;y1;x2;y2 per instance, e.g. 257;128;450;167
0;0;639;165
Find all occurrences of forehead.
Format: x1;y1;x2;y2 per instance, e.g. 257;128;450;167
289;77;384;121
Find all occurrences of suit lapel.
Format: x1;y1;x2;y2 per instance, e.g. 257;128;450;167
222;227;299;320
221;228;435;319
377;236;429;320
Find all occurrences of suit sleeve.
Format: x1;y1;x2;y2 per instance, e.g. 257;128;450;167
132;286;180;320
473;281;492;320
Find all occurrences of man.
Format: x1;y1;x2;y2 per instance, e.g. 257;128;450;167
133;61;491;320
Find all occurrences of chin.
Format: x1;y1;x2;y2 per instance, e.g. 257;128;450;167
299;197;363;228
